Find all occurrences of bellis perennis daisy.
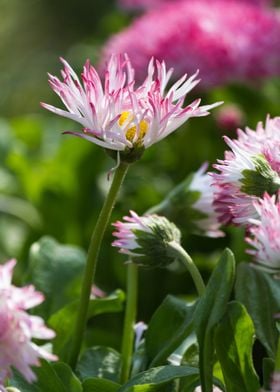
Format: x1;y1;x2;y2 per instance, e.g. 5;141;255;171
246;192;280;270
212;117;280;225
0;260;57;387
112;210;181;267
42;54;221;162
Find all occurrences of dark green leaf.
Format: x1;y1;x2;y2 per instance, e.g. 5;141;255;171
146;295;195;365
52;362;83;392
215;301;260;392
82;378;120;392
262;358;275;390
235;262;280;357
28;236;86;317
194;249;236;392
76;346;121;382
119;365;199;392
49;290;125;359
11;360;82;392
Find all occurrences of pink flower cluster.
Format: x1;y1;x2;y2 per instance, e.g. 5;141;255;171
118;0;272;11
101;0;280;88
211;116;280;268
0;260;56;387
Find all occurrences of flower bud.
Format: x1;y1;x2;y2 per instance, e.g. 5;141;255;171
112;211;181;268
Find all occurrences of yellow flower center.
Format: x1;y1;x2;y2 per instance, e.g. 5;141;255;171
119;111;149;143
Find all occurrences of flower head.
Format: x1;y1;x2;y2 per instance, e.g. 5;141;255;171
212;117;280;225
101;1;280;88
246;192;280;269
112;211;181;267
0;260;57;386
42;54;220;162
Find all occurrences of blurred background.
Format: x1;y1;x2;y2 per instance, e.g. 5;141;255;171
1;0;280;348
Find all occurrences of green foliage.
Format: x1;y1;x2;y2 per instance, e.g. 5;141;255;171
28;236;86;317
194;249;236;392
215;301;260;392
49;290;125;359
76;346;121;382
145;295;196;366
119;366;200;392
11;360;82;392
235;262;280;357
82;378;121;392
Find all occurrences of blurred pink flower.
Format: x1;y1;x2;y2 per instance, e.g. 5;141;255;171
215;104;245;131
42;54;220;161
101;0;280;88
246;192;280;269
118;0;272;11
0;260;57;387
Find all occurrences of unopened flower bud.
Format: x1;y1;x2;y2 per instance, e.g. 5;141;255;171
112;211;181;268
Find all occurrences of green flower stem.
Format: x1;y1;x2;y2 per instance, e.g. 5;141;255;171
69;162;129;369
120;262;138;383
168;241;205;297
275;335;280;371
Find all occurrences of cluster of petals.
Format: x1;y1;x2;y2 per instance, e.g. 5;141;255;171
42;54;219;154
212;117;280;225
118;0;272;11
189;163;224;237
101;0;280;88
246;192;280;269
0;260;56;387
112;210;153;256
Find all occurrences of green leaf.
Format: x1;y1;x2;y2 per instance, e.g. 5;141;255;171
119;365;200;392
52;362;83;392
215;301;260;392
235;262;280;357
76;346;121;382
193;248;236;392
146;295;195;365
82;378;120;392
11;361;83;392
28;236;86;317
262;358;275;390
49;290;125;359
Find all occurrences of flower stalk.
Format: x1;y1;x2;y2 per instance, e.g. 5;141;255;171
167;241;205;297
120;262;138;383
69;162;129;368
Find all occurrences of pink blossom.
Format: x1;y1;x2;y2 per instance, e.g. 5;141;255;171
246;193;280;268
215;104;245;131
42;54;220;161
101;0;280;88
212;117;280;225
118;0;271;11
0;260;57;387
112;211;181;267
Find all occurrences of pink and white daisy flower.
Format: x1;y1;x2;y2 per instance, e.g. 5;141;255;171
246;192;280;269
42;54;220;161
112;210;181;267
0;260;57;387
212;118;280;225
